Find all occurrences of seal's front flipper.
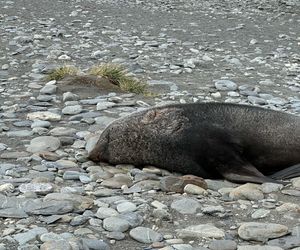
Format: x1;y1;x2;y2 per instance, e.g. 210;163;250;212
269;163;300;180
219;163;280;184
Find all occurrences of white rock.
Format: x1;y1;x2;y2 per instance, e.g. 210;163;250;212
177;224;225;239
27;112;61;121
238;222;288;242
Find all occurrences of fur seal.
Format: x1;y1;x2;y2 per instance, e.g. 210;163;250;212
89;103;300;184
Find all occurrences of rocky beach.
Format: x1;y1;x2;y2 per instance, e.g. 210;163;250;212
0;0;300;249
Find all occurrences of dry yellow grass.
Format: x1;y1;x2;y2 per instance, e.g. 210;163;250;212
48;65;79;80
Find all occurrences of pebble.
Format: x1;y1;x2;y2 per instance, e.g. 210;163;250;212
238;222;289;242
229;183;264;201
209;240;237;250
27;136;61;153
103;217;130;232
215;80;238;91
177;224;225;239
129;227;163;243
171;198;200;214
116;201;137;213
183;184;208;195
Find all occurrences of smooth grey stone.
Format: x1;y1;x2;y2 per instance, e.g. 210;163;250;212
40;232;64;242
63;171;84;180
106;231;125;240
81;239;110;250
40;240;72;250
209;240;237;250
37;95;54;102
118;212;144;227
171;198;200;214
68;111;101;121
63;92;79;102
215;80;237;91
103;217;130;232
43;193;93;213
281;189;300;197
96;207;119;219
13;227;48;245
13;120;32;127
94;116;116;128
18;244;39;250
129;226;163;243
70;215;89;226
6;130;33;137
49;127;77;136
237;246;283;250
19;183;53;194
27;136;60;153
116;202;137;213
96;101;116;110
206;180;237;191
177;224;225;239
31;120;51;128
40;85;57;94
24;199;73;215
238;222;288;242
248;96;267;105
267;235;300;249
251;209;270;219
62;105;83;115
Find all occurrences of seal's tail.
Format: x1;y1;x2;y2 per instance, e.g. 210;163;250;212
269;164;300;180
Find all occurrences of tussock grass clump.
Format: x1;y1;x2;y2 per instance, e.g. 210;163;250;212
48;65;79;81
89;63;147;94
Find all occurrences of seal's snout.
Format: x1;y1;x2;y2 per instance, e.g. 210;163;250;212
88;147;101;162
88;130;110;162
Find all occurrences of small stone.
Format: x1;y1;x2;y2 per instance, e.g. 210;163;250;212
40;85;57;94
177;224;225;239
63;92;79;102
276;203;300;213
251;209;270;219
19;183;53;194
267;235;300;249
229;183;264;201
215;80;238;91
101;174;133;189
160;176;185;193
27;111;61;121
184;184;208;195
14;227;48;245
117;202;137;213
96;207;119;219
292;177;300;188
237;246;283;250
238;222;289;242
103;217;130;232
171;198;200;214
261;183;283;193
106;231;126;240
96;101;116;110
81;239;110;250
31;120;51;128
62;105;83;115
27;136;60;153
209;240;237;250
129;227;163;243
49;127;77;136
40;240;72;250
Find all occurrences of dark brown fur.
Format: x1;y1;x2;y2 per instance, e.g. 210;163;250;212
89;103;300;183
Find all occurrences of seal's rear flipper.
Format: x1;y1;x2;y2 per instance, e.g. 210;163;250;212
219;164;281;184
269;164;300;180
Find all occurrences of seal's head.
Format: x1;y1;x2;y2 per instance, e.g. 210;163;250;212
88;106;189;165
